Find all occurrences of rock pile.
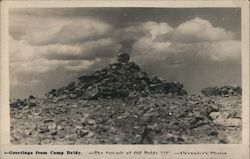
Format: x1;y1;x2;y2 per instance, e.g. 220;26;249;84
46;53;187;100
201;85;241;97
10;96;37;108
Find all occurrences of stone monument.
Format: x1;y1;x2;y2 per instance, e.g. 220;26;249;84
117;52;130;63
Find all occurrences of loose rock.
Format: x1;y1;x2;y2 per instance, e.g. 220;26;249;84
201;86;241;97
45;53;187;100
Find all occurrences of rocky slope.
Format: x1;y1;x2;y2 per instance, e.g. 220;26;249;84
10;94;241;145
10;53;242;144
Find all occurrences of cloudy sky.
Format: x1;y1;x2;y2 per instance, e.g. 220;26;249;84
9;8;241;98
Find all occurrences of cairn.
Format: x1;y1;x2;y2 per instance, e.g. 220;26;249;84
46;52;187;100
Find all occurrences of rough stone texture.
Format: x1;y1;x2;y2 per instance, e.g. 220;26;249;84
10;95;241;144
117;52;130;63
45;56;187;101
201;86;241;97
9;54;241;145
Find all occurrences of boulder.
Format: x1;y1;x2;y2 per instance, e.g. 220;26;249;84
29;95;36;99
218;118;241;127
28;101;37;107
209;112;221;120
10;99;27;108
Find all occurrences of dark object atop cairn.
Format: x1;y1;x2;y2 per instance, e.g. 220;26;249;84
117;52;130;63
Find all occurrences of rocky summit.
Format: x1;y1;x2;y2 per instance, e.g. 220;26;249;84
10;53;242;145
45;53;187;101
201;86;242;97
10;95;241;144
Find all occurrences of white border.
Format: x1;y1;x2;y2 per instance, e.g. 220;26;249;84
1;1;249;159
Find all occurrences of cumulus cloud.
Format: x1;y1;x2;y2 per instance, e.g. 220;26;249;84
129;17;240;65
206;40;241;61
9;36;36;62
23;19;113;45
9;15;122;95
142;21;173;39
9;36;119;91
122;17;241;95
9;12;241;98
158;17;234;43
115;21;173;61
33;38;120;61
115;21;172;44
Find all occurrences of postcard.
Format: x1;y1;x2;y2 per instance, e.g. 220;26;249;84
1;0;249;159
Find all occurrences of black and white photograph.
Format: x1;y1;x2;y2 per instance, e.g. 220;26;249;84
1;0;249;158
7;6;244;145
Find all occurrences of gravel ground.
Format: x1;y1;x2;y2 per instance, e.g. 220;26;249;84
10;94;241;145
